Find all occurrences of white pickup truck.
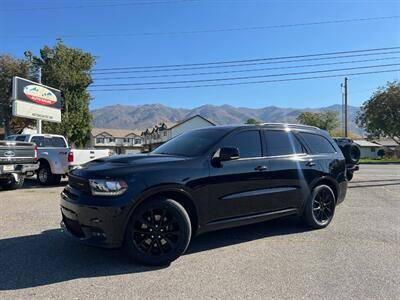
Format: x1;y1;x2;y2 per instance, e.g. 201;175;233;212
6;134;111;185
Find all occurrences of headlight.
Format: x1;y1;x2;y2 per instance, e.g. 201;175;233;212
88;179;128;196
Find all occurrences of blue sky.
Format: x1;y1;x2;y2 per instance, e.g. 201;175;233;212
1;0;399;110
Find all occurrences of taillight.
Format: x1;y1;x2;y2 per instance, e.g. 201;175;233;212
34;146;38;162
68;151;74;162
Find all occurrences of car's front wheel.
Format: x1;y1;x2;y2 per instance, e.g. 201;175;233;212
302;185;336;229
125;197;191;266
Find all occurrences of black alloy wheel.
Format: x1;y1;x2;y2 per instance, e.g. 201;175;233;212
302;185;336;229
312;187;335;225
125;198;191;266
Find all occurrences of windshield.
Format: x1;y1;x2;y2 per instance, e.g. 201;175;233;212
152;128;229;157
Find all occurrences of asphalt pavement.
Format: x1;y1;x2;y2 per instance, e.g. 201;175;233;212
0;164;399;299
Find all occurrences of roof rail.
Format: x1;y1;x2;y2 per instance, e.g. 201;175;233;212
258;122;321;130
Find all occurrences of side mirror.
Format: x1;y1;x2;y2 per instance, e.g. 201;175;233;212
212;147;240;165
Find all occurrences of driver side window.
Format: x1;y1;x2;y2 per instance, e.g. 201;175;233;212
220;130;262;158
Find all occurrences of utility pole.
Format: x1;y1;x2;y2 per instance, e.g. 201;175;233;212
343;77;348;138
37;67;42;134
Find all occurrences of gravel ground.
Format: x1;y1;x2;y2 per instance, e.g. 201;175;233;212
0;165;399;299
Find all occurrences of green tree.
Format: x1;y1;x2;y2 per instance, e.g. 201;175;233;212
32;42;95;147
296;110;339;132
245;118;260;125
0;54;35;136
356;81;400;145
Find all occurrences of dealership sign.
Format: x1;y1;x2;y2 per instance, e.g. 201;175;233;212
12;76;61;123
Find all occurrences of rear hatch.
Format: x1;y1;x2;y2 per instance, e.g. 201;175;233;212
0;141;36;165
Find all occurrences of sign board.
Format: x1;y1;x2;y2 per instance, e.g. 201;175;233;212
11;76;62;123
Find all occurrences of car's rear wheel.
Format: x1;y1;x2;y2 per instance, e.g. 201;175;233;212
302;185;336;229
37;164;61;186
0;174;25;190
125;197;191;266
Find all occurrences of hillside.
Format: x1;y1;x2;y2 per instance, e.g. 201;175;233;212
91;103;361;134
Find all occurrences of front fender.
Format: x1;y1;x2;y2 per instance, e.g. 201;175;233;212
122;183;199;240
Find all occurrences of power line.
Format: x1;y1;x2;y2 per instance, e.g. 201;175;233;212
90;63;400;87
88;69;400;91
92;51;400;75
0;0;196;12
3;15;399;38
93;46;400;71
92;56;400;80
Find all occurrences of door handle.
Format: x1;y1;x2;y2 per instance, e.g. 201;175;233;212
255;165;268;171
306;160;316;167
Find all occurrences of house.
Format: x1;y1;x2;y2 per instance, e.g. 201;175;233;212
374;139;400;157
141;115;215;151
374;139;399;150
89;128;144;154
353;140;383;159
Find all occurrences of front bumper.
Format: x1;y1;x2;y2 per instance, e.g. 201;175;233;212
60;188;132;248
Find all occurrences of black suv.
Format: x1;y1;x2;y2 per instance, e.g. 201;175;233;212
61;124;347;265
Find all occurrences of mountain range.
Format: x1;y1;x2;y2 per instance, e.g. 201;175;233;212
91;103;362;134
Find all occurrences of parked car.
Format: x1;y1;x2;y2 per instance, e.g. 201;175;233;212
333;137;361;181
6;134;110;185
60;123;348;266
0;140;39;190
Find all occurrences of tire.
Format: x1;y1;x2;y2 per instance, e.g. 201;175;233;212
37;163;61;186
302;185;336;229
346;171;354;181
0;174;25;190
341;143;361;165
125;197;192;266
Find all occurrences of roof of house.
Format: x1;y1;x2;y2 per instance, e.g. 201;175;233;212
92;128;142;138
142;115;215;135
169;114;215;129
374;139;399;147
353;140;381;147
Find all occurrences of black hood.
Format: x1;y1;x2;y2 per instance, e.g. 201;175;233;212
70;153;188;178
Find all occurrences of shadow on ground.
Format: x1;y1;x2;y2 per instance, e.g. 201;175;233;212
349;178;400;189
21;177;68;189
0;216;306;290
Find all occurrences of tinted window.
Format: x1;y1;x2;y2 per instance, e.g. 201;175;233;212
265;130;304;156
299;132;336;154
44;138;53;147
52;137;67;148
152;128;230;157
220;130;262;158
15;136;27;141
30;136;45;147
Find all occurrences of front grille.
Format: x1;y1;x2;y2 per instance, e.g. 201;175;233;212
68;174;91;193
62;214;85;238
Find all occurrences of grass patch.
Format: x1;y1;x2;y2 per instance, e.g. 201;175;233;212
359;158;400;164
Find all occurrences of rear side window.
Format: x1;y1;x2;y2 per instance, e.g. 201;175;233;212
299;132;336;154
264;130;304;156
220;130;262;158
52;137;67;148
30;136;45;147
15;136;27;141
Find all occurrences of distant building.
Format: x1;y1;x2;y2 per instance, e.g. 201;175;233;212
353;140;383;159
141;115;215;151
89;128;144;154
373;139;399;150
374;139;400;158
